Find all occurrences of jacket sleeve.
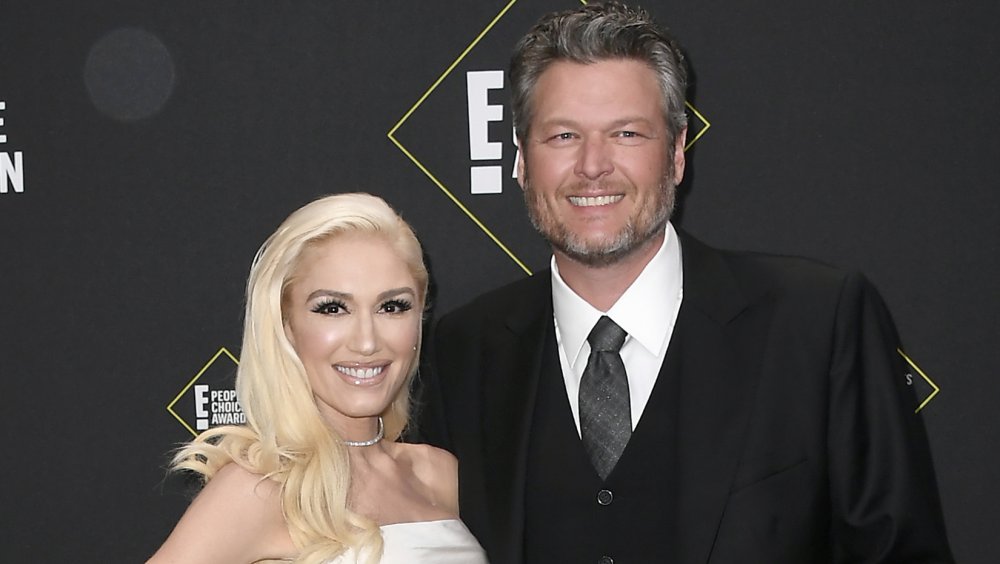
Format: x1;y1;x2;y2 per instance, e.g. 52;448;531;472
826;272;953;563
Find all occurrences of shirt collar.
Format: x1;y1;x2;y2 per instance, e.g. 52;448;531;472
551;222;683;365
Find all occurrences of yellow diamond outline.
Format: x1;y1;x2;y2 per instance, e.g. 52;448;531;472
685;102;712;150
897;348;941;413
166;346;240;437
387;0;710;276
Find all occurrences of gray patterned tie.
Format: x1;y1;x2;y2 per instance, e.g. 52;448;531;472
579;316;631;480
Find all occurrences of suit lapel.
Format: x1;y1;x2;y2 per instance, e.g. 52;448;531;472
673;232;772;563
479;273;552;564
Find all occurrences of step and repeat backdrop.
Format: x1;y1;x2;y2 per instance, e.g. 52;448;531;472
1;1;997;561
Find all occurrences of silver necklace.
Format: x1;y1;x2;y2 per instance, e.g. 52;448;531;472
343;416;384;447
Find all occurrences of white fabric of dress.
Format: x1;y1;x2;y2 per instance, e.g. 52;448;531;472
327;519;487;563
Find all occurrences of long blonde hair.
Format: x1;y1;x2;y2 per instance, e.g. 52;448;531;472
172;193;429;563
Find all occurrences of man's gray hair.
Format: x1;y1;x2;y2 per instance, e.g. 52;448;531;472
510;1;688;143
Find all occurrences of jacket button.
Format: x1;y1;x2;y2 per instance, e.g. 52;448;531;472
598;556;614;564
597;489;614;506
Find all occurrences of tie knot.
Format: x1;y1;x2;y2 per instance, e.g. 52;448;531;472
587;316;627;352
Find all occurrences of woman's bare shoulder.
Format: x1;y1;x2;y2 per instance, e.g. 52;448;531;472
391;442;459;514
392;442;457;476
147;463;295;564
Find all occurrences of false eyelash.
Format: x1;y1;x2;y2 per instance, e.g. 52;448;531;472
311;298;348;314
382;299;413;313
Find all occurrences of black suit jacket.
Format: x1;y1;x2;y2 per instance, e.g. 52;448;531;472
417;231;952;563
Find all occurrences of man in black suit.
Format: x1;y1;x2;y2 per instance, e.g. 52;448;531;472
418;2;953;562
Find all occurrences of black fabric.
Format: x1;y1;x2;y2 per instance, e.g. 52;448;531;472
524;324;678;563
420;231;953;564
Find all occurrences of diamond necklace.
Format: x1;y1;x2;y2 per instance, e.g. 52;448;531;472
343;416;384;447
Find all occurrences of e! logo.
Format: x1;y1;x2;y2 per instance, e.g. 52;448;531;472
1;101;25;194
466;70;508;194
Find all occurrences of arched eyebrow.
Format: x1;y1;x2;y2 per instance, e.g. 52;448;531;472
304;288;415;302
377;287;416;301
305;289;350;302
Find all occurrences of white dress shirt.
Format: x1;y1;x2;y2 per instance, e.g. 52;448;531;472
551;222;684;435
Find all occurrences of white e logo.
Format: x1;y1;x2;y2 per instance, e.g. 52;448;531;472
194;384;210;430
466;70;505;194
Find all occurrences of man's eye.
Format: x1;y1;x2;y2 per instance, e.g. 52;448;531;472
614;130;648;145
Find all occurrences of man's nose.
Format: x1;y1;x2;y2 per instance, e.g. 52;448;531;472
574;137;614;180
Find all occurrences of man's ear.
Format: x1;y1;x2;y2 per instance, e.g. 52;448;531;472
515;139;526;190
671;126;688;185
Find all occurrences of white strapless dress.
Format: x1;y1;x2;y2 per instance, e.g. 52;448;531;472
327;519;487;563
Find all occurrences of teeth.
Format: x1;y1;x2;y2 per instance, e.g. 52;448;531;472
335;365;384;380
568;194;623;207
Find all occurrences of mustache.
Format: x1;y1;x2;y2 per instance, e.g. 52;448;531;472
557;179;632;195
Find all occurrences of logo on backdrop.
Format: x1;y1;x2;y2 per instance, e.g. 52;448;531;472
388;0;710;274
1;100;26;195
167;347;244;437
898;349;942;412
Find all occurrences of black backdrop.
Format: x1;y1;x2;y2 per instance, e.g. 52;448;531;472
1;1;997;562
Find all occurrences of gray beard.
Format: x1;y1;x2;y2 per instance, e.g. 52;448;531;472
524;179;675;268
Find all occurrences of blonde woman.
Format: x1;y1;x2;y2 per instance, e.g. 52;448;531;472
148;193;486;563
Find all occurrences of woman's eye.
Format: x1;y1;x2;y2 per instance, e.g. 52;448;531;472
311;300;347;315
381;299;413;314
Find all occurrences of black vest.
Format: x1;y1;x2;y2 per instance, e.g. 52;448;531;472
524;329;683;563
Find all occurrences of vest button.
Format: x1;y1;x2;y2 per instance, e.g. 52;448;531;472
598;556;614;564
596;489;614;506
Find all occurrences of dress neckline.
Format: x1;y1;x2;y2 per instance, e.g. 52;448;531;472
379;517;462;529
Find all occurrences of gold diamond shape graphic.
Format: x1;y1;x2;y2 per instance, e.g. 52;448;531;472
897;348;941;413
388;0;710;275
166;347;240;437
684;102;711;151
